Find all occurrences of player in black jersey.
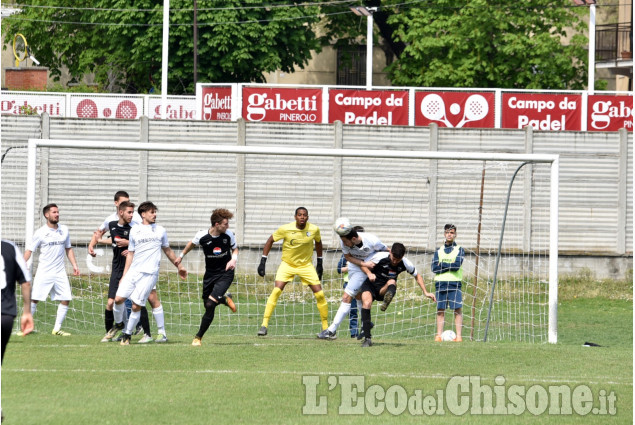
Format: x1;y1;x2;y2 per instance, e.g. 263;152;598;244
176;208;238;346
358;243;435;347
100;202;152;343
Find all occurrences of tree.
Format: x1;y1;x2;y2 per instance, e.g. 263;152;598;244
321;0;589;90
2;0;322;94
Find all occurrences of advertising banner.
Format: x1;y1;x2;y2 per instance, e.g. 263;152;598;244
587;95;633;132
1;93;65;116
415;91;495;128
149;97;196;120
502;93;582;131
201;86;233;121
329;89;408;125
71;96;144;119
242;87;322;123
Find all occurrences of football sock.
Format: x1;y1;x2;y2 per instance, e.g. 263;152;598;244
385;285;396;298
125;310;141;335
113;302;125;325
105;309;114;332
53;304;69;331
140;307;151;336
313;290;329;330
152;306;166;336
328;302;351;333
261;287;282;328
31;302;37;315
361;308;372;339
196;299;218;338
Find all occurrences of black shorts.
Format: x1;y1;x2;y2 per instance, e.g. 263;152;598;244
202;270;235;302
360;279;388;302
108;269;124;299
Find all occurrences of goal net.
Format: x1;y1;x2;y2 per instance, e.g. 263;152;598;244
3;138;558;343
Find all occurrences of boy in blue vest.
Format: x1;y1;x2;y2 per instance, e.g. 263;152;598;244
431;224;465;342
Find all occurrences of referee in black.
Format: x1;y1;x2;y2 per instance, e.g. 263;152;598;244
2;239;34;362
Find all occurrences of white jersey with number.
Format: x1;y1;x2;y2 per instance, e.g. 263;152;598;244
99;211;142;231
128;224;169;274
341;232;387;271
27;224;72;275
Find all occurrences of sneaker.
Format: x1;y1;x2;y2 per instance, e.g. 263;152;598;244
192;337;202;347
113;332;124;342
453;336;463;342
317;329;337;340
100;334;112;343
361;337;373;347
380;291;394;311
155;334;168;343
133;324;144;336
257;326;268;336
356;322;375;340
225;293;237;313
105;322;124;339
138;334;154;344
52;329;71;336
434;335;442;342
120;333;131;345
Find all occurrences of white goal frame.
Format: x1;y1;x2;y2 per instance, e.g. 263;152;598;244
25;138;560;343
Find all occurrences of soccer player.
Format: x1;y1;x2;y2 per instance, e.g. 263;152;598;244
1;239;34;362
256;207;328;336
97;201;153;343
358;243;436;347
317;226;387;340
88;190;142;256
24;203;80;336
109;201;187;345
431;224;465;342
336;225;365;339
176;208;238;346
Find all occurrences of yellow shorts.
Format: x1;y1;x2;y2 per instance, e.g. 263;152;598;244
275;261;320;287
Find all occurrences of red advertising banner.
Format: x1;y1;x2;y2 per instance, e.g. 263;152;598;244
415;91;494;128
329;89;408;125
201;86;232;121
242;87;321;123
587;95;633;132
502;93;582;131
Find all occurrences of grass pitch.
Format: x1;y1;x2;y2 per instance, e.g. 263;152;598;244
2;291;632;424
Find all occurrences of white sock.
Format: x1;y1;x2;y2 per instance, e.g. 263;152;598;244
152;306;165;336
31;302;37;315
125;310;141;335
53;304;69;331
113;302;125;324
328;302;351;333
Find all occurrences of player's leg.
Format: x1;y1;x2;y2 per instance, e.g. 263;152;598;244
379;280;397;311
449;285;463;341
360;284;375;347
323;270;365;336
111;272;137;337
1;315;14;363
51;274;72;336
259;263;292;335
194;295;218;345
147;288;167;342
300;263;328;331
453;307;463;341
122;273;157;344
343;282;359;338
211;270;236;313
194;272;234;345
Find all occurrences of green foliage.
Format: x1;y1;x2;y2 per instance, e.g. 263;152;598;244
2;0;322;94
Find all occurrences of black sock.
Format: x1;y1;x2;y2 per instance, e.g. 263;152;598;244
386;285;396;298
361;308;372;339
140;307;151;336
105;309;114;332
196;300;218;338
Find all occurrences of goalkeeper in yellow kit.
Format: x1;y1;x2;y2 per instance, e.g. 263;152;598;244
257;207;328;336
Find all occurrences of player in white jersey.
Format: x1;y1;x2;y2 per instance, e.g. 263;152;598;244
317;227;387;340
23;204;80;336
110;201;187;345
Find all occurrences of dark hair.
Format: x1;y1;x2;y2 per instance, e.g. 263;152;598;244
118;201;135;212
295;206;308;216
342;229;358;240
444;223;457;231
114;191;130;202
391;242;406;259
352;225;364;232
138;201;157;215
211;208;234;226
42;203;58;216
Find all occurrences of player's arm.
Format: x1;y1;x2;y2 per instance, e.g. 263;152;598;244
415;273;435;302
226;247;238;271
174;241;195;267
23;250;33;262
163;246;188;280
314;240;323;280
65;247;80;276
88;229;107;256
360;263;376;282
121;250;134;279
257;235;275;277
343;253;364;267
445;247;465;271
19;280;34;335
431;250;444;274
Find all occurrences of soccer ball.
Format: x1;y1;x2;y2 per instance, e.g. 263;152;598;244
333;217;352;236
441;330;457;342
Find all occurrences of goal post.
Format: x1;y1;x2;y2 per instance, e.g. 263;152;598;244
21;138;559;343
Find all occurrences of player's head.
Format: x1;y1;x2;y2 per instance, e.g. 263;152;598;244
114;190;130;205
389;242;406;266
340;229;360;246
294;207;308;228
444;223;457;243
118;201;135;224
138;201;158;224
211;208;233;232
352;225;364;233
43;203;59;224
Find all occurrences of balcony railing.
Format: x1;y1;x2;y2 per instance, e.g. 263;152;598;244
596;23;633;61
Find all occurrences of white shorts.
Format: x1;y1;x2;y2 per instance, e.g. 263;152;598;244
344;268;367;297
116;270;158;307
32;271;72;301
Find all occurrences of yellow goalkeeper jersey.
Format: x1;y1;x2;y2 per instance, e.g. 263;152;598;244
273;221;321;267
